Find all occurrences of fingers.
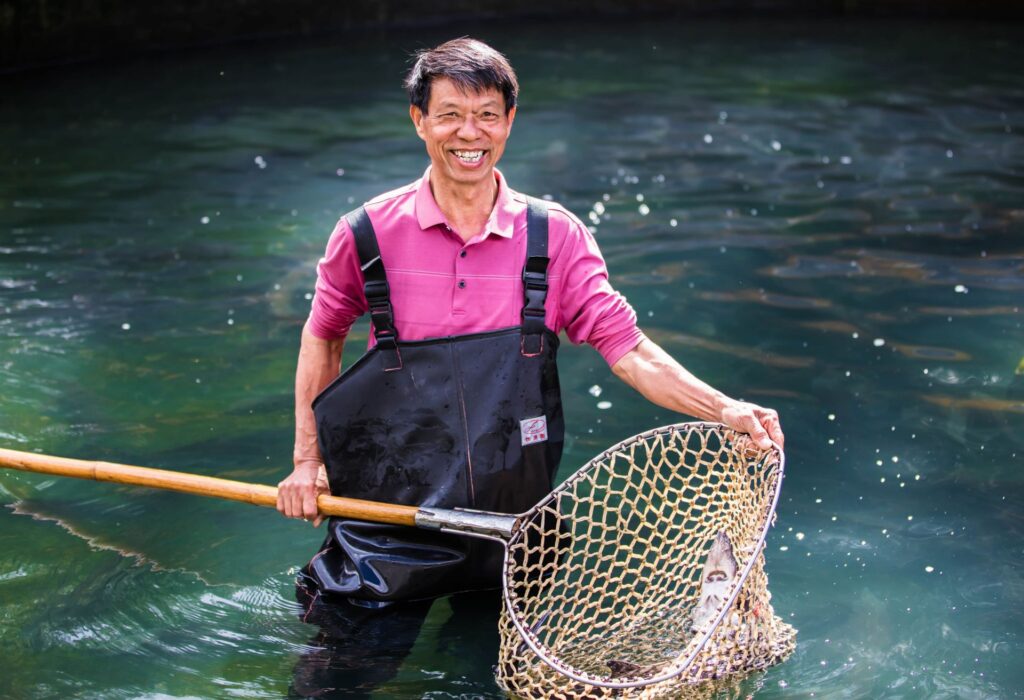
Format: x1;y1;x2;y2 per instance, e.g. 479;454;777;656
277;464;328;525
746;415;772;450
761;409;784;449
301;486;320;522
723;401;784;451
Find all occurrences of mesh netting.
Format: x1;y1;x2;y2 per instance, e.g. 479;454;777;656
495;423;796;696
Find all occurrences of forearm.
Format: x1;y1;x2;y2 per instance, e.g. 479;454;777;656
293;321;345;468
611;338;734;422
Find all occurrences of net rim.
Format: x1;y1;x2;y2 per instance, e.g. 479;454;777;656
501;421;786;689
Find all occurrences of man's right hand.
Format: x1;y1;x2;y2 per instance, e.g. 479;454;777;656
277;460;330;527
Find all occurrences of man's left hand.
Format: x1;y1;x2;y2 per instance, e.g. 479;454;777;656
720;401;784;451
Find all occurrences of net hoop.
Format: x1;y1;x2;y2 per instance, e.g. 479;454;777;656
501;421;786;689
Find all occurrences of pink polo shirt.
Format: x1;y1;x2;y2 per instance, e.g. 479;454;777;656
308;168;644;367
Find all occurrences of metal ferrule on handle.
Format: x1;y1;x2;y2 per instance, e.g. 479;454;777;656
415;506;518;542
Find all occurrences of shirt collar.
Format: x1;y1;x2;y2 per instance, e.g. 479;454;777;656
414;165;520;239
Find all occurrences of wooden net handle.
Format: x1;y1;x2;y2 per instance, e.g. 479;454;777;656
0;447;418;527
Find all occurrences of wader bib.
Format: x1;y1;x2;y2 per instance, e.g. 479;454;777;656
303;197;564;605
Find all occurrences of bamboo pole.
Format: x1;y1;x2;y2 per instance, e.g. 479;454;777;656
0;447;418;527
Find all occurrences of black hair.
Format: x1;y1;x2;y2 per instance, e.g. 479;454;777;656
405;37;518;115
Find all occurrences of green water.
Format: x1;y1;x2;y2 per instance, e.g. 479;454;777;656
2;19;1022;699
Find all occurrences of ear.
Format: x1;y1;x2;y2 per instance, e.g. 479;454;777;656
410;104;427;141
506;105;517;132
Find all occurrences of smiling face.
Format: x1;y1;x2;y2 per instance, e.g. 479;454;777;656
410;77;516;192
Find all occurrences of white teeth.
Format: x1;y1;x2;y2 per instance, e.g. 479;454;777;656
453;150;484;163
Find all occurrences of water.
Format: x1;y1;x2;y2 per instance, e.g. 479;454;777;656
1;18;1022;699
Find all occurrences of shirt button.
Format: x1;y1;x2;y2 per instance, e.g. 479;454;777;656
458;280;466;289
459;250;467;258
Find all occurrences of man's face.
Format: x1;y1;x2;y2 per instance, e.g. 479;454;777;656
410;77;515;190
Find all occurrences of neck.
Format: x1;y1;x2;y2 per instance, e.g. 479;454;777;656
429;170;498;242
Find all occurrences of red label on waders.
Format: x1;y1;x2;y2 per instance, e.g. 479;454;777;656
520;416;548;445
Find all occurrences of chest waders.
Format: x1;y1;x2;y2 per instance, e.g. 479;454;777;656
302;198;565;605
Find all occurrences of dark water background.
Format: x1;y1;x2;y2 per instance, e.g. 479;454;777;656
1;19;1022;699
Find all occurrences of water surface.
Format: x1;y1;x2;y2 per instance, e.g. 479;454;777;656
1;19;1022;699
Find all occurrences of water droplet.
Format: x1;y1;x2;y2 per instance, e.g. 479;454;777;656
852;332;859;339
669;218;678;227
779;546;789;552
200;216;210;225
828;413;836;421
907;515;914;521
227;318;234;326
636;193;644;202
945;150;953;158
771;140;781;151
336;168;345;176
703;134;713;144
873;338;885;347
304;292;313;300
925;565;934;573
254;155;267;169
638;204;650;216
588;385;603;398
954;284;968;294
593;202;605;216
121;322;131;331
597;401;612;410
795;532;805;541
840;156;852;165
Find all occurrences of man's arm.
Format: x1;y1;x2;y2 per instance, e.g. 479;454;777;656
611;338;784;450
276;321;344;525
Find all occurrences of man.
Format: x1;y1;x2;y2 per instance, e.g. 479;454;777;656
277;35;783;681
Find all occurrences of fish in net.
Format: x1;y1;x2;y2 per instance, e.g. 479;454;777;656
494;422;796;696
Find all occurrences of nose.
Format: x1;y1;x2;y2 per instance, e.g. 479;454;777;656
456;114;481;140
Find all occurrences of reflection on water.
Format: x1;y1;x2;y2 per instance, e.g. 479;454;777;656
1;18;1023;699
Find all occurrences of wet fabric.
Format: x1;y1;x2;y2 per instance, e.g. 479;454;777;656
303;197;564;604
290;585;501;700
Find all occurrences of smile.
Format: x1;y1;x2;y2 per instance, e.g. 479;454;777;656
452;150;485;163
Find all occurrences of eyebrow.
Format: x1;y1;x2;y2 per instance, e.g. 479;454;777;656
435;98;502;110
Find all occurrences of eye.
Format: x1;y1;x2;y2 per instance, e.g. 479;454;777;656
479;111;499;122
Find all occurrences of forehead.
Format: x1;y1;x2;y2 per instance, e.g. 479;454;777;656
427;77;505;111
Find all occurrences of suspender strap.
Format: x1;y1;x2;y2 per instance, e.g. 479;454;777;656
345;206;402;371
521;197;550;357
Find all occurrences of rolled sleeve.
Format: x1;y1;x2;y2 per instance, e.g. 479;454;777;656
554;213;645;367
307;217;367;340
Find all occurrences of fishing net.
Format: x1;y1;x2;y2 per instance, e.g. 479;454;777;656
494;422;796;696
